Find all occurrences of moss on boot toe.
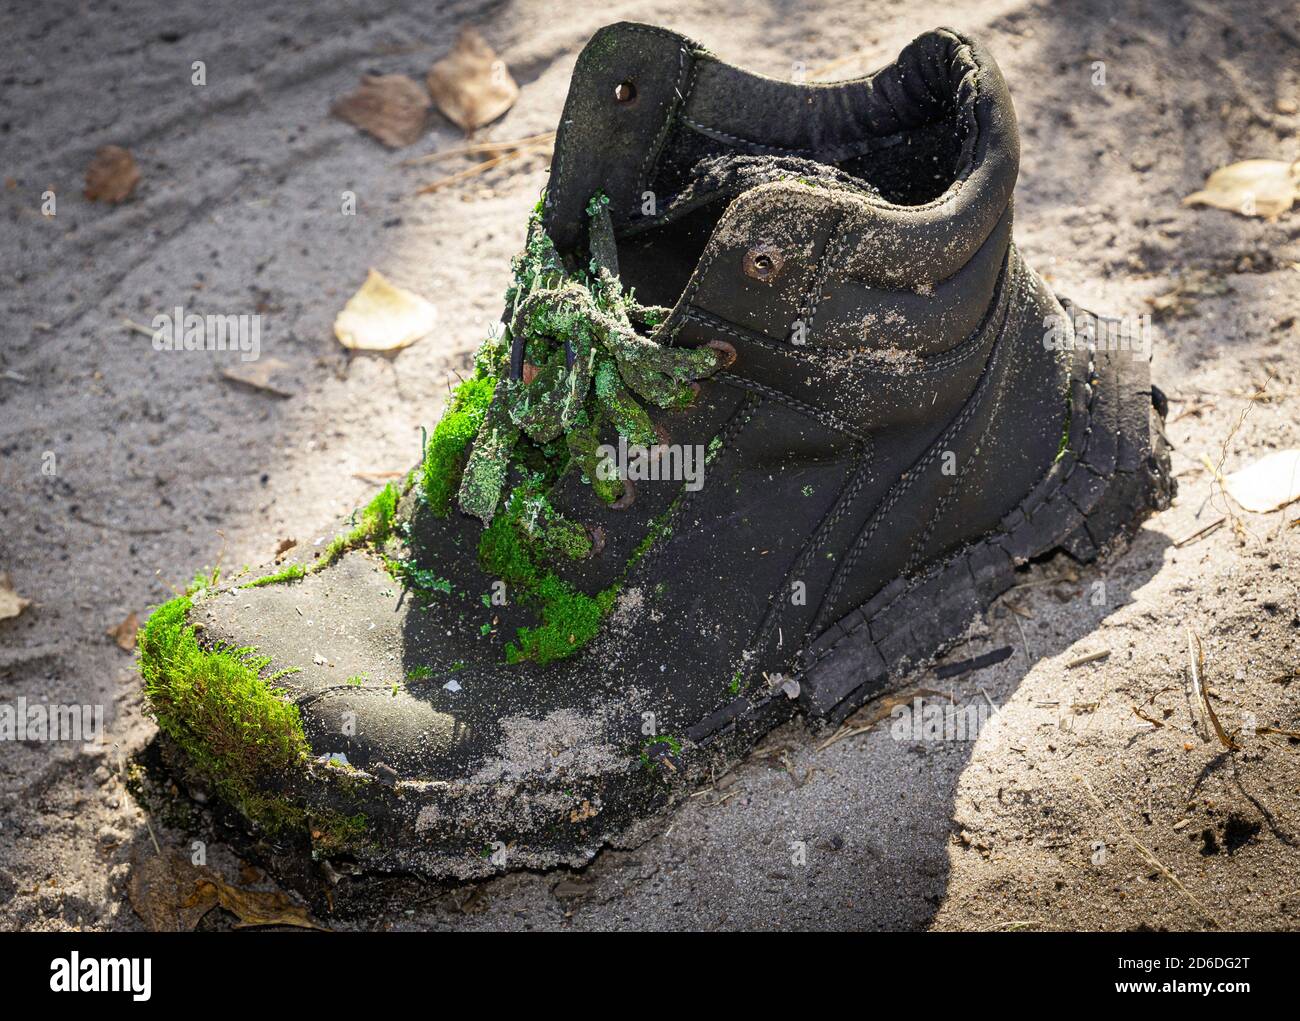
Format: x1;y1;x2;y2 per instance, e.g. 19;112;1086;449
139;595;310;833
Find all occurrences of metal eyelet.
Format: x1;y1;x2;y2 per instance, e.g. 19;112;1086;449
706;339;738;369
613;80;637;103
743;244;784;283
610;478;637;510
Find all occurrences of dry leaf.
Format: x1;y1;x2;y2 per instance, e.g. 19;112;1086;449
84;145;141;203
127;850;220;932
220;357;296;397
128;847;325;931
1223;448;1300;513
201;876;325;930
427;28;519;132
1184;159;1300;219
331;74;430;148
334;268;437;351
106;612;140;651
0;573;30;621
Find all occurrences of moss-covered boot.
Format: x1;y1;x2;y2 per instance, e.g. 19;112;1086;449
139;22;1173;886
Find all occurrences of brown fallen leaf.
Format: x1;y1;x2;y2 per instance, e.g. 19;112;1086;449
1223;449;1300;513
106;611;140;651
84;145;141;203
128;847;325;931
331;74;430;148
334;269;437;351
1184;158;1300;220
427;28;519;132
200;876;325;930
220;357;296;398
0;573;30;621
128;850;220;933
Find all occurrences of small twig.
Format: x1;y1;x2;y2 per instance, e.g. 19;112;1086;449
143;815;162;857
1011;612;1032;664
414;145;546;195
402;131;555;166
1186;627;1238;751
1203;374;1272;545
1258;726;1300;741
1080;776;1220;929
1174;516;1224;547
1067;649;1110;669
815;687;943;751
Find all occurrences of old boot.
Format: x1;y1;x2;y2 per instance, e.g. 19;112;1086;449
139;22;1173;886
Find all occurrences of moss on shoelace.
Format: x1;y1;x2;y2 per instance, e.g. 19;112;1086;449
453;193;721;524
410;192;723;664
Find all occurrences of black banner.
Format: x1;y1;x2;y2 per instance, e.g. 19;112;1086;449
0;931;1286;1006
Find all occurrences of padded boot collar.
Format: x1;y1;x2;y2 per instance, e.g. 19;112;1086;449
544;21;1020;285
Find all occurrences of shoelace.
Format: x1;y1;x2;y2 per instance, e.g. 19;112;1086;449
458;195;724;522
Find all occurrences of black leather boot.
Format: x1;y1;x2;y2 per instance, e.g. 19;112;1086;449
140;22;1173;885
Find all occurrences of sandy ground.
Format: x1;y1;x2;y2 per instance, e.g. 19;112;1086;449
2;0;1299;931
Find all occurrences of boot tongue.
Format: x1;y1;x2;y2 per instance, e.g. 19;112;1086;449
636;152;882;231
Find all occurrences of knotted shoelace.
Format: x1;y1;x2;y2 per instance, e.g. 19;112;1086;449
457;195;724;522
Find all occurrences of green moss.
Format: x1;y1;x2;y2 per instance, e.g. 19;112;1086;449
515;490;593;562
1055;397;1073;463
310;810;371;856
478;487;543;589
422;374;497;515
186;565;221;596
382;556;452;602
479;484;615;666
638;734;683;771
317;481;400;570
138;595;310;834
242;563;306;588
565;422;623;505
506;577;617;666
629;508;673;569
